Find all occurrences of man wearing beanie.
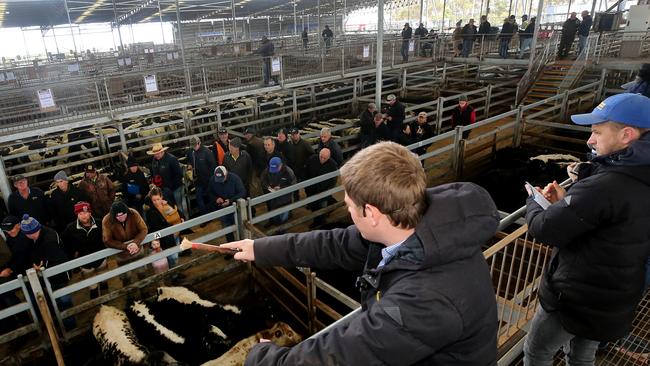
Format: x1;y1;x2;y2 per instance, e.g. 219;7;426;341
49;170;90;233
206;166;246;241
62;202;107;299
1;216;32;277
224;137;253;196
20;214;74;328
102;201;148;292
102;201;148;261
523;94;650;364
121;156;149;213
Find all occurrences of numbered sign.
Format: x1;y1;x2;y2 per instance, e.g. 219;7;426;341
362;45;370;60
409;40;415;52
144;74;159;95
37;89;57;111
271;57;282;75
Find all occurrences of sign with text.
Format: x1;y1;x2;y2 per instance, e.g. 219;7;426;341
37;89;57;111
409;40;415;52
271;57;282;75
144;74;159;95
362;45;370;60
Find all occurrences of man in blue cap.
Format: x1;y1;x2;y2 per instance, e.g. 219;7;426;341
523;93;650;365
206;166;246;241
260;157;296;228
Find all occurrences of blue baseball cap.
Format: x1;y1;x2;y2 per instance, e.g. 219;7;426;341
269;157;282;173
571;93;650;128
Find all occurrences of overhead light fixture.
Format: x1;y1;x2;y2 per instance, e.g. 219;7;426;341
76;0;107;23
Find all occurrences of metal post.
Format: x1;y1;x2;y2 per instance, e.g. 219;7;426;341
267;17;271;36
527;0;544;70
112;0;125;54
334;0;337;34
343;0;347;33
419;0;425;25
27;269;65;366
317;0;321;43
294;1;298;35
485;84;493;117
175;0;191;95
158;0;166;44
375;0;384;108
436;97;445;134
567;0;573;17
63;0;78;55
292;89;298;122
231;0;237;41
441;0;447;32
590;0;598;19
117;122;128;151
0;158;12;208
509;0;514;16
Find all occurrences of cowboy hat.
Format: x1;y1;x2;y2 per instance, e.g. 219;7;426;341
146;143;169;155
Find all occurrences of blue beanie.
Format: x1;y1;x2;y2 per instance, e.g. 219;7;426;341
20;214;41;235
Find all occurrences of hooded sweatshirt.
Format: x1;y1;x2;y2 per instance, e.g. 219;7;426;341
526;132;650;341
246;182;500;365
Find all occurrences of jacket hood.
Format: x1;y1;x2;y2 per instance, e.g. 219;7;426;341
412;182;499;269
591;132;650;185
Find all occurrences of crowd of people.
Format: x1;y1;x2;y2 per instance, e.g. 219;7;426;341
1;54;649;364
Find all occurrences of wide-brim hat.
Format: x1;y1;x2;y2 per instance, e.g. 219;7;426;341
146;143;169;155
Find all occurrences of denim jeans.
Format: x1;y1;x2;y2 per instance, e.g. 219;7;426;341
173;186;188;220
499;39;510;58
519;37;533;58
262;57;271;85
462;39;474;57
524;306;599;366
401;40;409;62
578;35;588;55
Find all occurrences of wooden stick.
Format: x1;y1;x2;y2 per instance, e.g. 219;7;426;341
180;237;240;254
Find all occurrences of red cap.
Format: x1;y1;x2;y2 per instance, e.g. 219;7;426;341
74;201;92;215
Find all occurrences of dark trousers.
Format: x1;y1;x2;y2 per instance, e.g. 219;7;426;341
401;40;410;62
499;38;510;58
558;39;573;58
219;213;236;242
462;39;474;57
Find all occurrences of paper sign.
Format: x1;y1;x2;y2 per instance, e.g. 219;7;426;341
68;63;80;72
118;58;125;66
144;74;158;93
37;89;56;110
114;52;119;57
166;53;173;60
234;45;240;54
144;49;149;54
0;74;5;82
125;57;132;65
154;231;162;239
173;52;179;59
409;40;415;52
363;45;370;58
6;72;15;80
271;57;282;73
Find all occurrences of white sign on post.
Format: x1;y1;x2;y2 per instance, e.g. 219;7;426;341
173;52;179;59
0;74;5;82
37;89;56;110
363;45;370;59
68;63;80;73
118;58;125;66
166;53;173;60
144;74;159;94
409;40;415;52
6;72;15;80
125;57;132;65
271;57;282;74
234;45;240;54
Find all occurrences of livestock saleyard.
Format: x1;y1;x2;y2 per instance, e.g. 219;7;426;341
0;29;644;364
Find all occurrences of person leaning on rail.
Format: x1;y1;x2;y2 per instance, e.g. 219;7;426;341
221;141;500;365
523;93;650;365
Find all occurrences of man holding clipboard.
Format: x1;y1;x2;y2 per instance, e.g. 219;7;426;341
523;93;650;365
